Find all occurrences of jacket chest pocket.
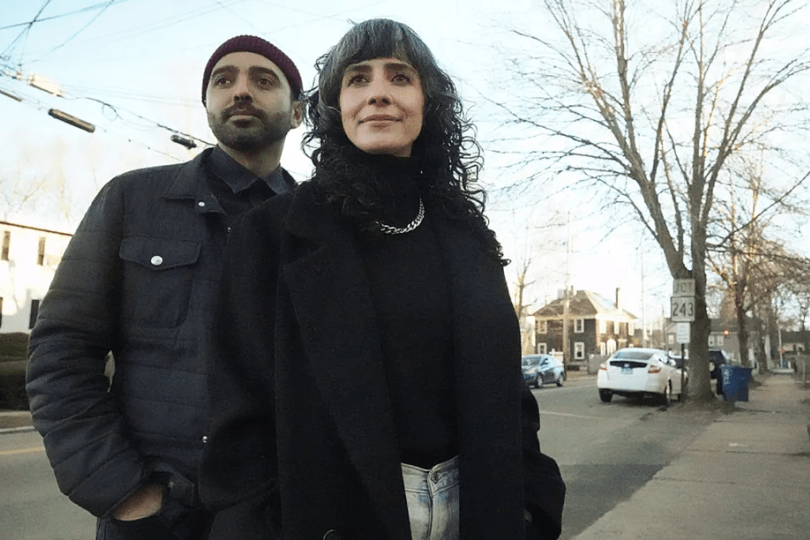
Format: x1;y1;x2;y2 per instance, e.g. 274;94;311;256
119;237;202;328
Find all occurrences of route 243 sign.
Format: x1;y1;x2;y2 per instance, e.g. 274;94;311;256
671;297;695;322
671;279;696;322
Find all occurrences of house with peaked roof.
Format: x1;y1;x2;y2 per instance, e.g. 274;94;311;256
532;288;638;364
0;220;72;334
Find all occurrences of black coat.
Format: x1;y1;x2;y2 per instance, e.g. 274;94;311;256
26;148;295;520
200;181;565;540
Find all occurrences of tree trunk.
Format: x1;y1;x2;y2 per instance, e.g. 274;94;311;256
734;283;751;367
688;298;715;401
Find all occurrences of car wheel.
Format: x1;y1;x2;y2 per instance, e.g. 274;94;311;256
557;372;565;387
599;389;612;402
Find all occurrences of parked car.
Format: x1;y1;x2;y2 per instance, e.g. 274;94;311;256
522;354;566;388
597;348;686;405
670;349;728;395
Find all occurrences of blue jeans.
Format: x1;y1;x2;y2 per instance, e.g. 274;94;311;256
401;456;460;540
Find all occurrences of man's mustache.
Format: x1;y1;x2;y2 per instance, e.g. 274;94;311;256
223;105;266;120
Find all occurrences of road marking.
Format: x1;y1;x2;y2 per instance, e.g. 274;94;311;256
0;446;44;457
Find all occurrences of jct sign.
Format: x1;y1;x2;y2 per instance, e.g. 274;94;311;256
671;279;695;323
672;279;695;296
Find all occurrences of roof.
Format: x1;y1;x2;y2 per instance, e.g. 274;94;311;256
782;330;810;344
0;220;72;237
533;290;637;320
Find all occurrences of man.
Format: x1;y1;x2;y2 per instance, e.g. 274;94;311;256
26;35;303;540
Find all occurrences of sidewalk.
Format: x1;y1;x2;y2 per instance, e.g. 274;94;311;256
0;409;33;432
572;371;810;540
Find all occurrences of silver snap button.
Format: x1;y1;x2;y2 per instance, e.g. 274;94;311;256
197;201;206;207
202;435;208;443
150;255;163;266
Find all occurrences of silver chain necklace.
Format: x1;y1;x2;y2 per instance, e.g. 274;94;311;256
376;198;425;235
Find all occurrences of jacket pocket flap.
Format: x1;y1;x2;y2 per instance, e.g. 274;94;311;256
119;237;201;271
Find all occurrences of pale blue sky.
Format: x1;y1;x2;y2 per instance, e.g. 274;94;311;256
6;0;802;324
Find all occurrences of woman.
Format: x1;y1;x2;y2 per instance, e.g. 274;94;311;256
199;18;565;540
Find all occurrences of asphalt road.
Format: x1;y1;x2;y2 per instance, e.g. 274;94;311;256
535;373;715;539
0;373;712;539
0;430;95;539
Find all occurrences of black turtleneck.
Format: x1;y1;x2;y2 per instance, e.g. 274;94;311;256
356;153;458;468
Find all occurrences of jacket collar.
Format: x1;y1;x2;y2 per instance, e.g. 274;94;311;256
159;147;296;215
161;148;214;200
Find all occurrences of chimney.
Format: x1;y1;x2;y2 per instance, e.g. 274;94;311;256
615;287;621;310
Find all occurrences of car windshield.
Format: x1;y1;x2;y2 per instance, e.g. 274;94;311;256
522;357;541;367
612;350;655;361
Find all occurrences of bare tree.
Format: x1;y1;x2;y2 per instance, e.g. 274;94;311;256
490;0;810;401
708;156;810;370
512;253;539;354
1;136;78;224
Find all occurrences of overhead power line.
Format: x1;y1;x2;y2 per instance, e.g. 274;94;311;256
33;0;118;62
1;0;53;64
1;71;212;159
0;1;131;31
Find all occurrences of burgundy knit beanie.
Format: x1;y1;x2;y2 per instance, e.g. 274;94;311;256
202;35;302;104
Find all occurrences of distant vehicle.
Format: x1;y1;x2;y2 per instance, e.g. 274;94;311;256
668;352;687;370
522;354;566;388
597;348;686;406
670;349;729;394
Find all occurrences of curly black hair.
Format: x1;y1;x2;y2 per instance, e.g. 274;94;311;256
302;18;507;265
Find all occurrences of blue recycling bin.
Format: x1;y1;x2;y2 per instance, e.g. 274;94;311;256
720;364;754;402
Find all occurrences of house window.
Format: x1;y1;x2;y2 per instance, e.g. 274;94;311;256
716;335;724;347
618;322;627;336
574;342;585;359
606;320;615;335
538;320;548;334
37;237;46;265
29;299;40;329
574;318;584;333
1;231;9;261
708;335;716;346
537;342;547;354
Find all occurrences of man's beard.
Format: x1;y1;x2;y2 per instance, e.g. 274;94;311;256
208;103;291;152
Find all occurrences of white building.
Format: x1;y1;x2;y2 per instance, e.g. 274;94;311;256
0;220;72;333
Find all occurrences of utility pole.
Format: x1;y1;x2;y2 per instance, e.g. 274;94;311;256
641;251;646;347
562;213;571;370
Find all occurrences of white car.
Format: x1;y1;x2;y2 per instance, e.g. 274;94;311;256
597;348;686;405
